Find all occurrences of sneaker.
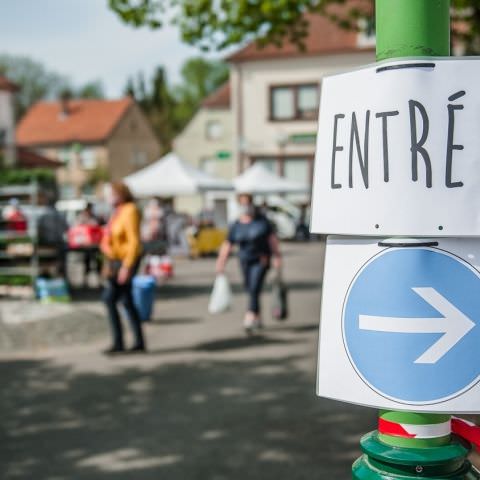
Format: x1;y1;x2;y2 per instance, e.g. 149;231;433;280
127;345;147;354
253;316;264;330
103;346;125;356
244;313;255;335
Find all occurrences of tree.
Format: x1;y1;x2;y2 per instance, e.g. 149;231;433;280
0;55;105;120
125;67;178;151
109;0;480;54
125;57;229;150
76;81;105;99
0;54;69;119
172;57;229;127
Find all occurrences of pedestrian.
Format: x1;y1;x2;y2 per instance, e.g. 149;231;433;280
37;199;69;277
76;202;101;284
216;193;282;333
100;182;146;354
3;198;27;233
76;202;99;226
141;197;166;253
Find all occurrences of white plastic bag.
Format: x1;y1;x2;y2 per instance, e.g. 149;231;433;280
208;274;232;314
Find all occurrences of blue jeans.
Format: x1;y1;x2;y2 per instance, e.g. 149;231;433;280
240;260;269;314
102;263;145;349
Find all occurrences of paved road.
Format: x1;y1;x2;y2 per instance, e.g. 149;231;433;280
0;242;378;479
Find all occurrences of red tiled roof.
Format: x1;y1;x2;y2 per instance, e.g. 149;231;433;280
16;147;62;169
0;75;19;92
16;97;133;147
202;82;231;109
228;8;373;63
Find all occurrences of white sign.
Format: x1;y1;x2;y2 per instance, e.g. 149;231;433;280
318;236;480;413
311;58;480;237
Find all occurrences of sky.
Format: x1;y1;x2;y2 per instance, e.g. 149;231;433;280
0;0;224;98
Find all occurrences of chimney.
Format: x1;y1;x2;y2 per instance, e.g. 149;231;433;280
59;89;72;119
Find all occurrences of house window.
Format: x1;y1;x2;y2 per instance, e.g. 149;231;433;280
200;157;217;175
130;147;148;167
270;84;319;121
58;147;71;165
284;157;311;186
80;148;97;170
82;183;95;196
60;184;75;199
206;120;223;140
254;157;278;174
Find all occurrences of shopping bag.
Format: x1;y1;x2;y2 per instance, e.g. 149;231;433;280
271;272;288;321
208;274;232;314
132;275;156;322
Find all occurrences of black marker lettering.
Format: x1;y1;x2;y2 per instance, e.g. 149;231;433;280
376;111;399;182
348;110;370;189
446;92;465;188
409;100;432;188
331;114;345;189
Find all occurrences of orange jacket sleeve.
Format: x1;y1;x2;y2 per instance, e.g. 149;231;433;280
122;204;142;268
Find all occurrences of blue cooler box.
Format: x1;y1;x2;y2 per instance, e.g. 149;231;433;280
132;275;156;322
36;278;70;304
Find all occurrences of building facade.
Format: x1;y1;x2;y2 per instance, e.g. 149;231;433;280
0;76;18;166
174;82;234;181
16;97;161;199
229;14;375;191
173;82;235;221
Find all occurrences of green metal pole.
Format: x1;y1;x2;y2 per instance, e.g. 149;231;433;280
352;1;480;478
376;0;450;61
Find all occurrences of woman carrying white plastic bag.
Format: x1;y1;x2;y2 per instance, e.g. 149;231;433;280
215;193;282;333
208;273;232;314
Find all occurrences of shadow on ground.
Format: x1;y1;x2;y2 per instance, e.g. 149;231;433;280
0;353;375;480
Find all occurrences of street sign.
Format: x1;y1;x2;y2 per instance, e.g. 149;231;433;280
311;57;480;237
318;236;480;413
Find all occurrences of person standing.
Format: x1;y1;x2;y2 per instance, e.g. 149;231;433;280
216;193;282;333
100;182;146;354
76;202;101;285
4;198;28;233
37;199;69;277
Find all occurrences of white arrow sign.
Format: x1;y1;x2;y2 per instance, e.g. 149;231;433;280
359;287;475;364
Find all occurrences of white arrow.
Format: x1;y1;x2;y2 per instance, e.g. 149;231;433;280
359;287;475;364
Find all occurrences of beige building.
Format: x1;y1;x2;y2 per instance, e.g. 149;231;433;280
228;13;376;189
174;82;234;180
16;97;161;199
0;75;17;166
173;82;234;219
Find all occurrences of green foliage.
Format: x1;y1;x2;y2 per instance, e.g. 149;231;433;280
86;166;110;186
109;0;370;50
0;54;69;119
0;168;55;186
109;0;480;54
126;58;229;150
126;67;178;152
451;0;480;54
172;58;229;127
0;54;105;120
0;275;32;286
77;81;105;99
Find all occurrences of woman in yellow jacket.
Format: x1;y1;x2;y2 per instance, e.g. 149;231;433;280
101;182;146;354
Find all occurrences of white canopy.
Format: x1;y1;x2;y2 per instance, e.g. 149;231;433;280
234;163;310;195
124;152;232;197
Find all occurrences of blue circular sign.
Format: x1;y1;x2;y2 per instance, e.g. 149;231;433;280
343;247;480;405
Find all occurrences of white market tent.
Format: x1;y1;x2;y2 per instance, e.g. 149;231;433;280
233;163;310;195
124;152;233;198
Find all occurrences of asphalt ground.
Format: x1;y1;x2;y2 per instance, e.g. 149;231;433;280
1;241;475;479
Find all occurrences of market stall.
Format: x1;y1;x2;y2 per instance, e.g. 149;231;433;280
125;153;233;257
